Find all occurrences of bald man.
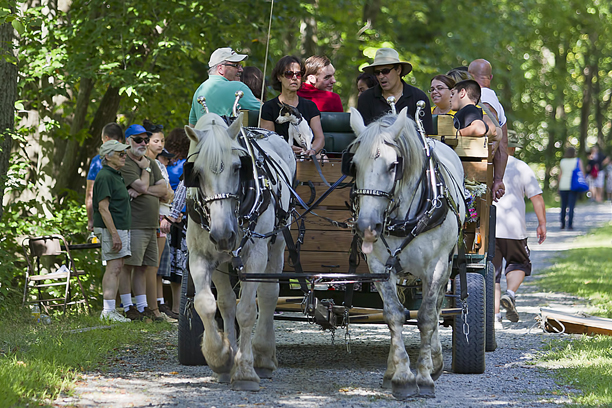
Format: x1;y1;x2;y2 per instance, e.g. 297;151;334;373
468;59;508;201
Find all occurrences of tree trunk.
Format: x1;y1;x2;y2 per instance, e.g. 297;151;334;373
362;0;382;29
300;0;318;57
65;84;122;194
53;77;95;198
0;20;18;220
579;62;594;153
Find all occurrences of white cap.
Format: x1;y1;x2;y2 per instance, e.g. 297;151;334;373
208;47;248;67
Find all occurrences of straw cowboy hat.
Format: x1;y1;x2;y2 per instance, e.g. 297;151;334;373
362;48;413;77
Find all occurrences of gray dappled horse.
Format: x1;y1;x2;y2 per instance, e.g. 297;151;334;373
185;112;295;391
348;107;466;399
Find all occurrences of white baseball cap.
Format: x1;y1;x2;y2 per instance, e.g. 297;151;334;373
208;47;248;67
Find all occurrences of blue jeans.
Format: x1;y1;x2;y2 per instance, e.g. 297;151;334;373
559;190;578;228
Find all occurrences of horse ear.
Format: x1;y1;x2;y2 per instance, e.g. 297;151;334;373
388;107;408;140
227;112;243;140
185;125;200;143
349;107;366;136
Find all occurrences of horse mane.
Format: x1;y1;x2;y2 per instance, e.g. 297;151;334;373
193;114;247;173
351;113;425;187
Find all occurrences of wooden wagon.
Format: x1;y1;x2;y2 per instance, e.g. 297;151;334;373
178;110;497;374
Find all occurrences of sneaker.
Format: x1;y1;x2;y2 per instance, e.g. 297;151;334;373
100;309;131;323
495;315;504;331
158;303;179;320
500;293;519;322
143;307;166;322
125;305;145;321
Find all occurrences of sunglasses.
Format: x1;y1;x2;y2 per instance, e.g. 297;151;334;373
223;63;241;69
131;136;150;144
148;124;163;133
284;71;302;79
374;67;396;76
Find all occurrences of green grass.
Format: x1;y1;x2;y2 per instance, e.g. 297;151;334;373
533;223;612;318
536;223;612;406
0;306;174;407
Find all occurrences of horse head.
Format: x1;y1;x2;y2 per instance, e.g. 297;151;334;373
185;113;247;252
349;107;423;253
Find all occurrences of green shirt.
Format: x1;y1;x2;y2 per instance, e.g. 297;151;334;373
121;156;163;229
188;75;261;125
93;166;131;230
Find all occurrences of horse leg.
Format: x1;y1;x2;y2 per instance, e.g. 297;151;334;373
415;258;451;398
211;266;238;382
231;250;267;391
252;240;283;379
190;254;234;381
376;278;418;400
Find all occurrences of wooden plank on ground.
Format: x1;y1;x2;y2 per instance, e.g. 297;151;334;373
540;308;612;336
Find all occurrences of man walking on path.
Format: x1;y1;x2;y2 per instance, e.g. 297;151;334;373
493;132;546;324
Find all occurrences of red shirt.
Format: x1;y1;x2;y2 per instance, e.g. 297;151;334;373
297;83;343;112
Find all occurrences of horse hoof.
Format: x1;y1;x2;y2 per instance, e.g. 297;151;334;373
217;373;231;383
255;368;274;379
418;384;436;398
391;383;419;400
231;380;260;391
382;378;392;389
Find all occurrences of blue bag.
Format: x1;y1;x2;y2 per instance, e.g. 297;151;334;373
570;158;589;192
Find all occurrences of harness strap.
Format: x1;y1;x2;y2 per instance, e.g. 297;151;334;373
457;232;468;300
343;235;360;308
281;226;309;294
310;154;332;187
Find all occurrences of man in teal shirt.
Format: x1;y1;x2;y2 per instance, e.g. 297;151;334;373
189;47;261;125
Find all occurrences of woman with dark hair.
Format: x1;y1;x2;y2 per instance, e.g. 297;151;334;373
558;146;585;230
241;66;267;102
356;72;377;97
260;55;325;157
429;74;456;115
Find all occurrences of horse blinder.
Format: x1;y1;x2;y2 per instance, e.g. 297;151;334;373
182;161;200;188
394;157;404;181
341;151;356;178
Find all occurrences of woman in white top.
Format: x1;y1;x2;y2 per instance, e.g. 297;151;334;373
558;147;585;230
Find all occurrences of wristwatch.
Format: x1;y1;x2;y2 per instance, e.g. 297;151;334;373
144;167;151;173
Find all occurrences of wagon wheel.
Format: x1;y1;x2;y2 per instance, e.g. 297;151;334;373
485;259;497;352
178;264;207;366
452;272;486;374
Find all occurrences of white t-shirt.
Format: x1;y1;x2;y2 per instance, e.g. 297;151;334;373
480;87;506;126
494;156;542;239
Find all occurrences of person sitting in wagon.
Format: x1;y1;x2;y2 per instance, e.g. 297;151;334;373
449;80;497;138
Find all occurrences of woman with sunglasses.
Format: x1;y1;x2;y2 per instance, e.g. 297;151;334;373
429;74;456;116
260;55;325;157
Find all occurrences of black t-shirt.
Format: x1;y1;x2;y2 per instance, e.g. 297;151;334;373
357;81;434;134
454;104;486;132
261;96;321;143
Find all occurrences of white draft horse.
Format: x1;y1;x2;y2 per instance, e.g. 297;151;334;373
348;107;466;399
185;112;295;390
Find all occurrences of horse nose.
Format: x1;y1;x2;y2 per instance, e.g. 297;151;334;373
356;218;382;237
209;229;237;252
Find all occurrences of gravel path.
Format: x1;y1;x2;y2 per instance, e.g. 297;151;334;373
55;201;611;407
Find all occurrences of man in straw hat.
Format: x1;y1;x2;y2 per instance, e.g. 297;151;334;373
357;48;433;134
492;131;546;327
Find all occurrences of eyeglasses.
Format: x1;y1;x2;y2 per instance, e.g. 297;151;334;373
428;86;449;93
117;151;128;157
223;63;241;69
284;71;302;79
131;136;150;144
373;67;395;76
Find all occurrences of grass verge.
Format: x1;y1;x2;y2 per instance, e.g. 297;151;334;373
536;223;612;406
0;307;174;407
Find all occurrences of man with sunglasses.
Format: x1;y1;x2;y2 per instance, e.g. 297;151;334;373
297;55;343;112
119;124;173;321
357;48;434;135
189;47;260;126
